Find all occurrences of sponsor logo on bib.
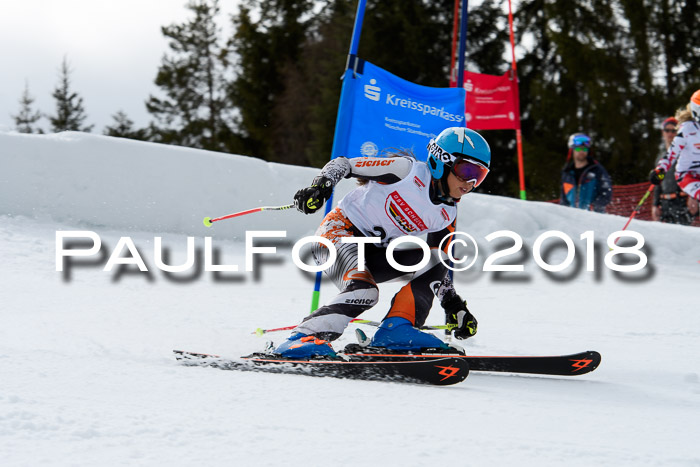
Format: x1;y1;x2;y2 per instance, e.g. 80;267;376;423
385;191;428;234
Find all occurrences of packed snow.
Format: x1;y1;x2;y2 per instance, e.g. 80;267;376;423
1;131;699;466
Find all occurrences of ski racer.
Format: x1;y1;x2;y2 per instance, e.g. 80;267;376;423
559;133;612;213
652;117;698;224
275;127;489;358
650;90;700;203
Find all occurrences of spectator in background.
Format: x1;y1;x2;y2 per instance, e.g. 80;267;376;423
560;133;612;213
651;117;698;225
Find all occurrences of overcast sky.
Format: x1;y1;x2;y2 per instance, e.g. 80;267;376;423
0;0;240;133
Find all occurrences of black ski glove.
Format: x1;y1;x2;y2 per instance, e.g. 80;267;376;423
442;294;477;339
294;175;333;214
649;168;665;185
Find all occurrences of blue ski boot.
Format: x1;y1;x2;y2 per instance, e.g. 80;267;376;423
274;333;336;359
370;317;450;351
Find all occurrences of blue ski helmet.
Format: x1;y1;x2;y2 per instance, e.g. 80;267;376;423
427;127;491;180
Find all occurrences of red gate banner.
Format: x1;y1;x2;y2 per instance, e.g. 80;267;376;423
452;71;521;130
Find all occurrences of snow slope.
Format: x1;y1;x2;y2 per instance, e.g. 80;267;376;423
1;132;699;466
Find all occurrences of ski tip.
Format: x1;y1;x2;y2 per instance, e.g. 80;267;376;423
254;328;265;336
203;217;213;227
588;350;602;366
569;350;602;375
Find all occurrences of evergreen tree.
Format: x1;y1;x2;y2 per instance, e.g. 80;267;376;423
270;0;353;167
49;57;93;133
146;0;237;152
647;0;700;100
228;0;314;161
104;110;149;140
12;81;43;134
463;0;509;76
358;0;454;85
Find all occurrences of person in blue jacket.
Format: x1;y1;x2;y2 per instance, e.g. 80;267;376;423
559;133;612;213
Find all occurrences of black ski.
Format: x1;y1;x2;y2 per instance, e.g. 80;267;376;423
173;350;469;386
341;345;601;376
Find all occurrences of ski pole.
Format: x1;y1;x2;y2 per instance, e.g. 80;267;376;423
613;182;657;245
349;320;455;331
203;203;294;227
252;324;298;336
253;319;454;336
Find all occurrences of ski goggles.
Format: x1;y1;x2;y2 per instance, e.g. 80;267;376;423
451;157;490;187
569;134;591;148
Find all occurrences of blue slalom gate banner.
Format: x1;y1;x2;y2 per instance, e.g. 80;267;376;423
332;59;466;162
